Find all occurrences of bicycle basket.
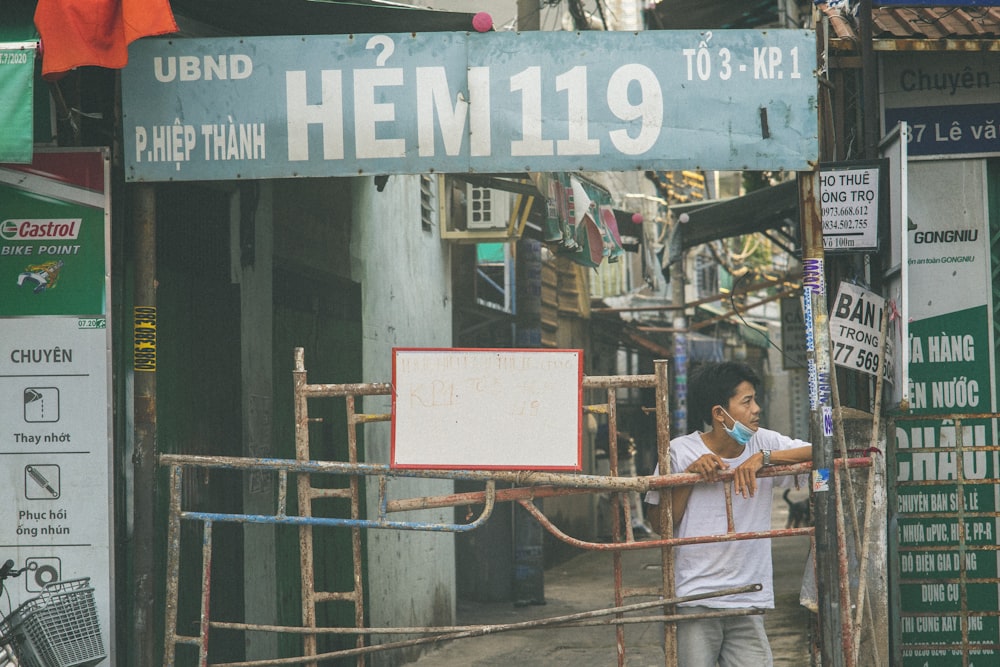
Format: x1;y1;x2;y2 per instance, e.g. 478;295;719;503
1;578;105;667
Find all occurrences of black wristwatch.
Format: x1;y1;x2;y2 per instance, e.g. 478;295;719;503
761;450;772;466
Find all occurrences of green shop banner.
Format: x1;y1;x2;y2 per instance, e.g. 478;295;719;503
895;162;998;666
0;157;107;316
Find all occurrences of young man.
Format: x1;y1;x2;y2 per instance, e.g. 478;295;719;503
644;361;811;667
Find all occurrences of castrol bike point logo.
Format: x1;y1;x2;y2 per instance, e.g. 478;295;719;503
1;219;83;241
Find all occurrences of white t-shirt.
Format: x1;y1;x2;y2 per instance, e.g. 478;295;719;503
645;428;808;609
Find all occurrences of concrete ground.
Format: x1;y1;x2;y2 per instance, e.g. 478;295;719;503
403;487;815;666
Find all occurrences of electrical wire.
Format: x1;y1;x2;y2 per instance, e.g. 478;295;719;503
727;271;807;368
594;0;609;30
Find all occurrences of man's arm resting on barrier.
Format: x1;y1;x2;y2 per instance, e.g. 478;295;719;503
646;452;732;531
733;445;813;498
646;446;812;529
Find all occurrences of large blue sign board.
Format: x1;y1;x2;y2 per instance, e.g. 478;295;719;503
122;30;817;181
884;104;1000;158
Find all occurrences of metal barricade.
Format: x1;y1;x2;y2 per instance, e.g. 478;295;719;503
160;349;874;667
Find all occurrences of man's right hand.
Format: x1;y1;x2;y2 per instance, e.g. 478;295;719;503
686;454;730;481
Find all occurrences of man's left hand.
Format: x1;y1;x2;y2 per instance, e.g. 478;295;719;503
733;452;766;498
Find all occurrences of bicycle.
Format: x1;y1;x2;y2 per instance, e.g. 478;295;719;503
0;561;106;667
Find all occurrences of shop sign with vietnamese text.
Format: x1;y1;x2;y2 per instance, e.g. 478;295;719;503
122;30;818;181
882;52;1000;159
820;160;886;252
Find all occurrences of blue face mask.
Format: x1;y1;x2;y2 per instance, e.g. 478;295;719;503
720;408;754;446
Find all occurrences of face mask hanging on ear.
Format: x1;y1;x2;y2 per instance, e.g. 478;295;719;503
720;408;754;446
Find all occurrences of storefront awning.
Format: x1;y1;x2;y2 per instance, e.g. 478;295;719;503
0;7;39;164
671;179;800;252
698;302;770;349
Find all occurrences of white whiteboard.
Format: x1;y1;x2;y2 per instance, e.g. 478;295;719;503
391;348;583;470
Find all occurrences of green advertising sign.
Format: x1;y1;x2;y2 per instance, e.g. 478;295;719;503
895;162;998;666
905;307;990;415
0;171;107;316
899;548;1000;579
901;615;998;651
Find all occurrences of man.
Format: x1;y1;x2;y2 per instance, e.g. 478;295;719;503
644;361;811;667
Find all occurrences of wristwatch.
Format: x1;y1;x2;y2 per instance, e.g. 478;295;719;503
761;450;772;466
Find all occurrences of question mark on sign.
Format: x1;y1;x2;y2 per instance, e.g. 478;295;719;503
699;30;713;48
366;35;395;67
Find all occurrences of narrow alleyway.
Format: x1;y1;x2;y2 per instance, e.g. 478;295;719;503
404;488;813;666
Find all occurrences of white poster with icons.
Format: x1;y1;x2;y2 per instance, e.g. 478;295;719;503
0;149;113;662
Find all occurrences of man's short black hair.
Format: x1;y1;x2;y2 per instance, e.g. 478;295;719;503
687;361;761;429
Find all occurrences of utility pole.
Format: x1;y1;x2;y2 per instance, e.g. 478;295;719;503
132;183;158;667
800;171;847;667
859;0;879;159
670;215;688;436
517;0;540;31
511;0;545;608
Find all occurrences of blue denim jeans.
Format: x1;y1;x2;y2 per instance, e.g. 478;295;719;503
676;605;773;667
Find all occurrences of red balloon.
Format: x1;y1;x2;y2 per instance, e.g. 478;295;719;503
472;12;493;32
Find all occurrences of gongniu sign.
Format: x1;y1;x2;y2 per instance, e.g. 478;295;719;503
122;30;817;182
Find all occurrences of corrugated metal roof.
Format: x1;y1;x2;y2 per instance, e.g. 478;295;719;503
872;6;1000;39
819;3;859;43
824;4;1000;44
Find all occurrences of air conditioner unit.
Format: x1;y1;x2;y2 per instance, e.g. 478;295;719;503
466;183;512;230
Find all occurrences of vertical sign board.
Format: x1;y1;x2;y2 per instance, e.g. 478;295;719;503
894;161;995;666
391;348;582;470
0;150;113;658
0;42;36;164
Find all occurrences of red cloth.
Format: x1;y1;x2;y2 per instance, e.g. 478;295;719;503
34;0;177;77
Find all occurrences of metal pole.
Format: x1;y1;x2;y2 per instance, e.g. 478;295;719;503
292;349;318;666
859;0;879;159
653;360;676;667
517;0;540;31
670;219;687;436
133;182;158;667
800;171;846;666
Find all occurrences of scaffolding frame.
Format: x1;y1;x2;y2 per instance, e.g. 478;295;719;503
160;349;874;666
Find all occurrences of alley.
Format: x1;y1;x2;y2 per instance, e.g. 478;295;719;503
404;487;813;666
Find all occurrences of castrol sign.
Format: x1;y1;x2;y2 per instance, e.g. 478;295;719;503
0;219;82;241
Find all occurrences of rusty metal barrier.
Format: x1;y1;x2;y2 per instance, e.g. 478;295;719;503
160;349;873;667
